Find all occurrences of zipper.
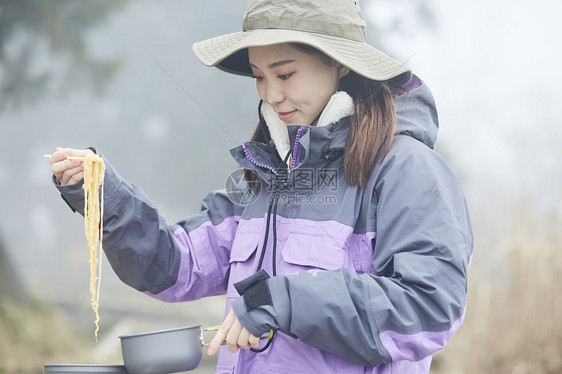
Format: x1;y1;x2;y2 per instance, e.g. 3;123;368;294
290;126;307;169
242;143;279;176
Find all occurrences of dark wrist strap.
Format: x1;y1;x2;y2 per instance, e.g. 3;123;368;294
234;269;272;311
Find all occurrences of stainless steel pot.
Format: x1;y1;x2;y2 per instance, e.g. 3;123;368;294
119;325;273;374
119;325;204;374
44;364;128;373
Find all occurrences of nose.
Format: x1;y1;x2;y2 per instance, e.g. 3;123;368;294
262;81;285;106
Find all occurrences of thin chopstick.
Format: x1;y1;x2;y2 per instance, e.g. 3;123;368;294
43;154;87;161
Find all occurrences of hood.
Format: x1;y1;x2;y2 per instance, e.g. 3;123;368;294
395;75;439;149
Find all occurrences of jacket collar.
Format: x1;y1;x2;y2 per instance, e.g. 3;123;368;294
261;91;354;161
231;75;440;183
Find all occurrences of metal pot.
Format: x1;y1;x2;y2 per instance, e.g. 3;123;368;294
119;325;205;374
119;325;273;374
44;364;128;373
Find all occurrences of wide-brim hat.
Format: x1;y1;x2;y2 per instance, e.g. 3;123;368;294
193;0;411;82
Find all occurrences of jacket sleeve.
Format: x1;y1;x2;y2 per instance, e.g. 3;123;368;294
54;152;241;302
232;136;473;366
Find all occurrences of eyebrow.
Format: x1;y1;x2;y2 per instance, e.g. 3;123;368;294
250;60;296;69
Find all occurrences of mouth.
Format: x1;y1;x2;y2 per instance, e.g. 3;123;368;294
277;110;297;122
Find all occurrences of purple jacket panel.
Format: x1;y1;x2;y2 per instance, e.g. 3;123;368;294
145;217;240;302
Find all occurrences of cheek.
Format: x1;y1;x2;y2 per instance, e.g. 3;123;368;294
309;70;340;104
324;68;341;92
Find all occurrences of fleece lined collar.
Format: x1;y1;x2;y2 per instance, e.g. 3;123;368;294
260;91;354;160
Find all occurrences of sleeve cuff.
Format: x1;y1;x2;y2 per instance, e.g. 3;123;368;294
53;174;85;214
234;269;273;311
231;274;293;338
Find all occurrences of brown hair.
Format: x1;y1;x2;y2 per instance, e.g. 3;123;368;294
246;44;408;188
339;70;404;187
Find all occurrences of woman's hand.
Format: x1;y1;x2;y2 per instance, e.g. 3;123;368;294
47;147;93;186
207;309;260;356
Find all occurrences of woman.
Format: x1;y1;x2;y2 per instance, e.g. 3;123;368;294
48;0;473;373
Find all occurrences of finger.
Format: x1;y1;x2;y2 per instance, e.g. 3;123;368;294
248;333;260;349
66;170;85;186
51;148;83;182
225;319;243;353
52;158;78;176
51;147;93;163
72;148;93;158
206;326;228;356
51;147;96;185
237;328;251;350
57;162;84;186
207;310;236;356
50;148;71;164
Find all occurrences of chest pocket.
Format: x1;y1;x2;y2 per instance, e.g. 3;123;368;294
229;230;259;262
227;222;261;297
280;230;350;273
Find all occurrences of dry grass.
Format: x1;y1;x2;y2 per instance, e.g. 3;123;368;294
432;205;562;373
0;298;90;373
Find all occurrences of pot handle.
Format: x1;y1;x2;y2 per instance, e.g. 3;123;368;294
201;325;274;347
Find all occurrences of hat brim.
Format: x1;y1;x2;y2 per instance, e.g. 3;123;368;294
193;29;410;81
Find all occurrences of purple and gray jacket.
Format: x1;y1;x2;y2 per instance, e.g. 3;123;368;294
55;77;473;373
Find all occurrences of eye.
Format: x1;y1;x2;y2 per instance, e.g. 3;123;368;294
252;75;264;82
278;73;293;81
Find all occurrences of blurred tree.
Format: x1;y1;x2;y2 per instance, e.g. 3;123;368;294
0;0;128;112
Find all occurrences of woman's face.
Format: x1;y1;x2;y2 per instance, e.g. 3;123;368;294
248;43;348;126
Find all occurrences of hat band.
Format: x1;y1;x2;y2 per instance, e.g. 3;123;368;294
243;16;366;42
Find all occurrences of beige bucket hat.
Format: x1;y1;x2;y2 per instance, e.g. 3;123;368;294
192;0;411;81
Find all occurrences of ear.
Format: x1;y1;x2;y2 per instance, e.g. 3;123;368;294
337;64;351;79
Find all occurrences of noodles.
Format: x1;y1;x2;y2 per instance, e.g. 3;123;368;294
82;153;106;341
